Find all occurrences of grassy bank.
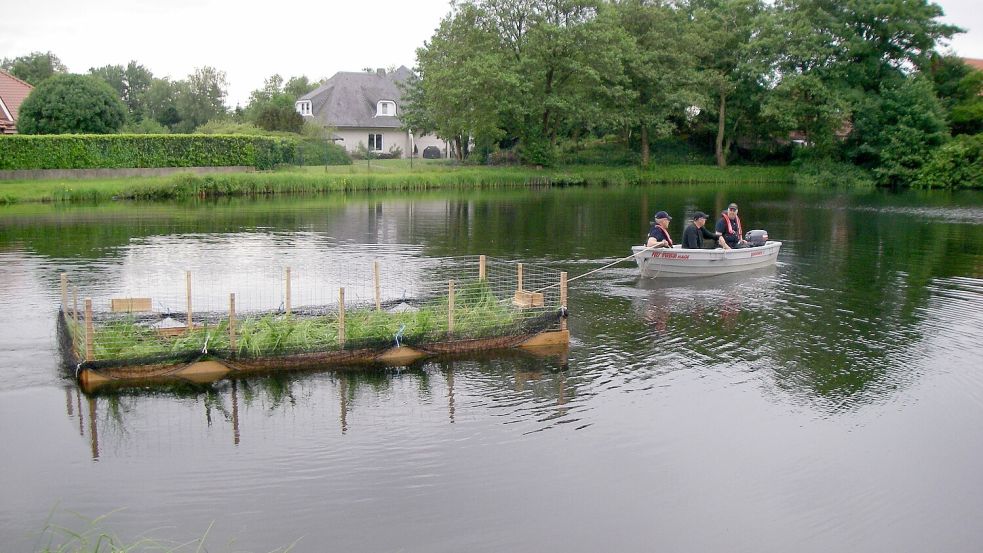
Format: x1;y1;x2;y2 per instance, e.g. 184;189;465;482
0;160;793;204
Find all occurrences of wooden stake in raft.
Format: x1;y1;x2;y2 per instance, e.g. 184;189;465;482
285;267;292;316
479;255;486;281
229;293;237;355
448;280;455;333
374;261;381;311
60;273;68;314
560;271;568;331
517;263;523;292
84;298;94;362
186;271;193;330
338;287;346;347
72;287;79;326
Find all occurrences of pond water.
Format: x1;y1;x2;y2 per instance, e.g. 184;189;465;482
1;183;982;552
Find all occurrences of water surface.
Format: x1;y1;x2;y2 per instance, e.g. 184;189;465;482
1;184;982;552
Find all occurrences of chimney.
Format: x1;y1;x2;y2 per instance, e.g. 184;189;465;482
376;68;386;76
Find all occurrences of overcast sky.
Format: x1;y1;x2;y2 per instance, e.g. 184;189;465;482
1;0;981;108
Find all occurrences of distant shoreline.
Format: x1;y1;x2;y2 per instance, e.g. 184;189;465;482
0;161;793;204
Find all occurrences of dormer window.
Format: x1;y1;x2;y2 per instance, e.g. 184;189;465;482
296;100;312;116
377;100;396;117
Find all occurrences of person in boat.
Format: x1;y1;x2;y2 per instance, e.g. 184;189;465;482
715;203;749;248
682;212;729;249
646;211;673;248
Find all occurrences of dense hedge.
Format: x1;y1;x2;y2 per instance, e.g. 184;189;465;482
0;134;351;170
912;134;983;189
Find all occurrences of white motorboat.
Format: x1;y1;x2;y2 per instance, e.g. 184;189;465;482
631;241;782;278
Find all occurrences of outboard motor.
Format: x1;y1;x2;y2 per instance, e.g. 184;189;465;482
744;229;769;247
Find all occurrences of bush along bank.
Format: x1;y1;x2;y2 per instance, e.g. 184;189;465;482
0;134;352;171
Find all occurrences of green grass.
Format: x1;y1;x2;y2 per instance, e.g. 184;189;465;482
0;161;793;204
79;281;529;364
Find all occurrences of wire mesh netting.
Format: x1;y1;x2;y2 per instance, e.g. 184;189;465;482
57;256;567;372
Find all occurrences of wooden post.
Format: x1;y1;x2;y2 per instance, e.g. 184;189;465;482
185;271;193;330
285;266;292;316
84;298;94;362
229;293;237;355
374;261;381;311
448;280;455;333
338;287;346;347
479;255;486;281
517;263;524;292
560;271;568;331
60;273;68;313
72;287;79;326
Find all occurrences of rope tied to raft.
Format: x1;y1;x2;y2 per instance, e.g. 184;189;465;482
201;333;210;355
532;243;660;293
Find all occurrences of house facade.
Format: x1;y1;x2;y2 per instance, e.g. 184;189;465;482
0;70;33;134
296;66;448;158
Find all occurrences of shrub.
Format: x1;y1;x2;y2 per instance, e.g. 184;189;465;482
792;158;874;188
294;138;352;165
913;134;983;189
18;74;127;134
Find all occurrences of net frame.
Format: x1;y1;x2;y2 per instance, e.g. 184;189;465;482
58;256;567;372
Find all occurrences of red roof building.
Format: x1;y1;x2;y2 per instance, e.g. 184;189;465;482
963;58;983;72
0;70;34;134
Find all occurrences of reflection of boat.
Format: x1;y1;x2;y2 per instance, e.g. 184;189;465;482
631;242;782;278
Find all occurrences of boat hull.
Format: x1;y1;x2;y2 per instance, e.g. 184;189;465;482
632;241;782;278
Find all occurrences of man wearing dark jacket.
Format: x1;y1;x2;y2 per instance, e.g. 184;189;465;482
682;212;729;249
715;202;748;248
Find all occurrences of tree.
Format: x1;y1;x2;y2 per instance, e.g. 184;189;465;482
254;96;304;133
17;74;126;134
929;55;983;135
174;66;229;132
243;74;310;133
0;51;67;85
88;61;154;121
690;0;775;167
612;0;701;165
142;77;181;130
284;76;319;99
405;2;517;160
850;76;949;186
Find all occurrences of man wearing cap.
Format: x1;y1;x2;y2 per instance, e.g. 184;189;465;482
716;203;748;248
646;211;673;248
683;212;729;249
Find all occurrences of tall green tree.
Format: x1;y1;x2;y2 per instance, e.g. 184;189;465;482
613;0;701;165
142;77;181;130
243;74;309;133
17;74;126;134
0;51;67;85
174;66;229;132
929;55;983;136
405;2;517;159
88;61;154;121
690;0;774;167
850;76;949;186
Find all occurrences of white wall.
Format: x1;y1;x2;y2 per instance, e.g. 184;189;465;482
332;127;449;158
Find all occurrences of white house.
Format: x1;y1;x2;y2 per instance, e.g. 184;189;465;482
295;66;448;158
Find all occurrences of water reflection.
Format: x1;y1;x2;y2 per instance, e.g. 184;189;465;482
63;349;572;460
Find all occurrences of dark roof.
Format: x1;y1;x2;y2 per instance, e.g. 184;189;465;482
299;66;413;128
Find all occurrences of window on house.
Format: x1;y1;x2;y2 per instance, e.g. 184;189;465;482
296;101;312;116
377;101;395;116
368;133;383;151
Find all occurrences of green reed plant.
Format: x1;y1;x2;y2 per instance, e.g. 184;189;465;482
76;279;535;364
